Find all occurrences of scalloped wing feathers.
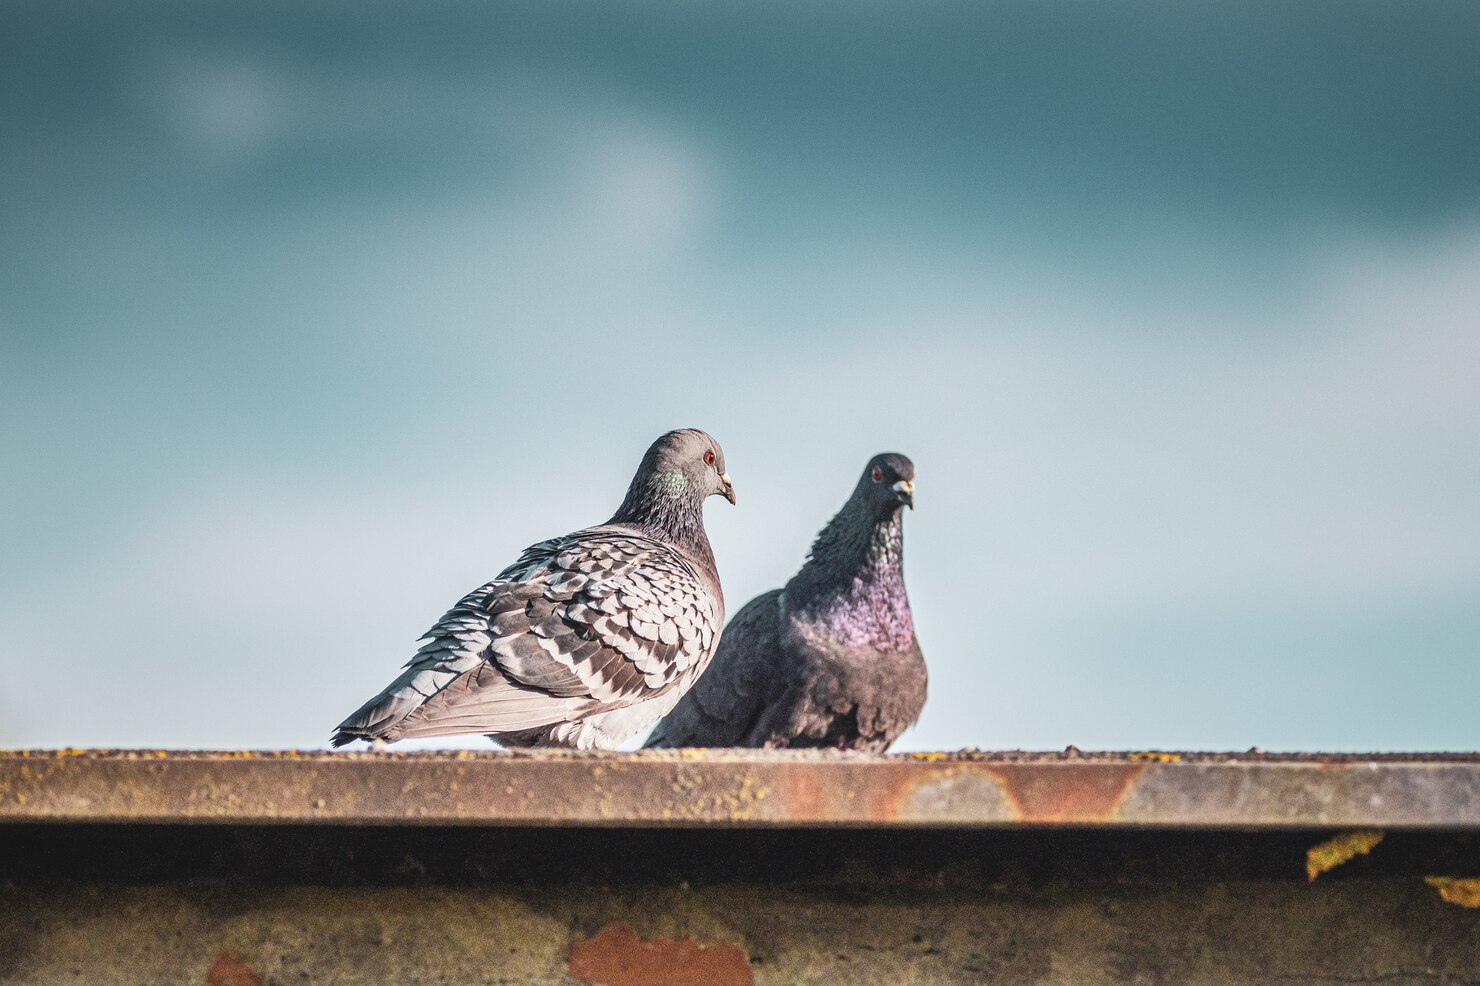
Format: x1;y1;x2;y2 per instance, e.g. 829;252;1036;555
332;526;722;749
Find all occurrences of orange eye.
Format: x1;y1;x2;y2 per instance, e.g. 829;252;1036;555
871;467;883;482
704;449;715;466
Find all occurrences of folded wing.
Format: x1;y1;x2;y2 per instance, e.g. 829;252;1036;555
331;528;720;746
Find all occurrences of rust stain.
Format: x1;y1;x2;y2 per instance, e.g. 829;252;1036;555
1306;830;1384;881
207;953;264;986
568;923;751;986
774;763;832;821
884;762;1148;823
986;763;1148;823
1425;876;1480;908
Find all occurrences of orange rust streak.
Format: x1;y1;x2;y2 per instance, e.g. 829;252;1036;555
986;764;1148;823
768;762;836;821
568;924;752;986
770;762;914;822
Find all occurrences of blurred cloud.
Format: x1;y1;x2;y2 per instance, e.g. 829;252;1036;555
2;0;1477;751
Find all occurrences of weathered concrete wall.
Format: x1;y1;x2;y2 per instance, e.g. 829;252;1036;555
3;826;1478;985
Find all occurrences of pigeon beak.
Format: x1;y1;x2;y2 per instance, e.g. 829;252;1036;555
892;479;915;509
720;473;736;505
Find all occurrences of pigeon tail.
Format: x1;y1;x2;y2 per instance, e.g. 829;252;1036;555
330;683;423;747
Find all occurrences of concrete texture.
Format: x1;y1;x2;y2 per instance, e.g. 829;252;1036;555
6;749;1480;828
3;825;1479;985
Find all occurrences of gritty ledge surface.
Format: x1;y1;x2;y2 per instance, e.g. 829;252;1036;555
2;748;1479;828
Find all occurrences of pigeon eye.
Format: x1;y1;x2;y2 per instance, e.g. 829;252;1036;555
871;467;883;482
704;449;715;467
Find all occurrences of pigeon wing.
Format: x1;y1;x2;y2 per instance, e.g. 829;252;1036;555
332;528;720;745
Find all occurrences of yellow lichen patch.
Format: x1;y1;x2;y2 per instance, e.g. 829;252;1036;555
658;767;770;822
1424;876;1480;908
1306;829;1384;881
911;752;948;762
1128;752;1181;763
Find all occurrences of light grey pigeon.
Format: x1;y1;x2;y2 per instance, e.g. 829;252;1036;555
332;429;734;750
645;453;924;752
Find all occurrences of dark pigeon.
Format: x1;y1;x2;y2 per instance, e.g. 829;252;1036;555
646;453;924;752
332;429;734;750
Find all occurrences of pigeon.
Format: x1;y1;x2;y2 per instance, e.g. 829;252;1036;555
646;453;924;752
332;429;735;750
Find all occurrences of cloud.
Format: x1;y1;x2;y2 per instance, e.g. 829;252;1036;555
4;220;1477;751
2;1;1477;752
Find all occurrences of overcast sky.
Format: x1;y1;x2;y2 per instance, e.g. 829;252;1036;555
3;0;1478;751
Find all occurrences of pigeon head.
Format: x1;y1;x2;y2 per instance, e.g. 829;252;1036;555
786;450;917;650
640;428;735;506
610;429;734;548
856;452;916;515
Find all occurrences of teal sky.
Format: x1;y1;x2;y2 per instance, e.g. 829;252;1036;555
3;1;1478;751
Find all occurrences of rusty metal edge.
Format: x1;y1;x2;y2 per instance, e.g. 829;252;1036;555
3;750;1480;829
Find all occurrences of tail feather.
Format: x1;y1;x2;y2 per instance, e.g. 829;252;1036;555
331;662;594;747
330;690;421;747
330;663;443;747
387;676;593;741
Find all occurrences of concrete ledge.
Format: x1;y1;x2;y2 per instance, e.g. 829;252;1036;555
4;749;1480;828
